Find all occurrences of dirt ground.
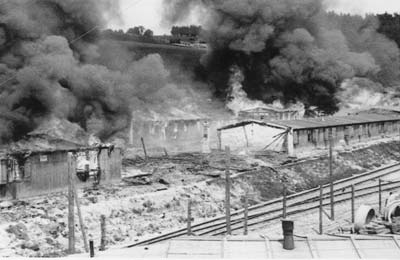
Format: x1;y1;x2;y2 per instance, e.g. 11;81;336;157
1;141;400;257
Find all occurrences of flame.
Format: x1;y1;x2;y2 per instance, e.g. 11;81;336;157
226;66;305;117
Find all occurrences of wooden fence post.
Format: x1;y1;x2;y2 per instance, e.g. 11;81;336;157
379;179;382;213
225;146;231;235
217;131;222;151
351;185;355;223
141;137;148;160
329;131;335;220
100;215;106;251
243;195;248;235
282;186;287;219
89;240;94;258
187;199;192;235
73;184;89;253
67;153;75;254
319;185;323;235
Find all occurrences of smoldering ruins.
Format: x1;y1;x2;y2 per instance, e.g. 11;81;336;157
1;0;400;258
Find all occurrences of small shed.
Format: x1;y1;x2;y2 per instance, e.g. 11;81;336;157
0;146;122;200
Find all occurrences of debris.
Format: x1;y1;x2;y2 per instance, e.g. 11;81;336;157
202;171;223;178
86;197;98;204
158;179;170;186
21;241;40;251
6;224;29;241
124;177;152;186
0;201;14;209
359;221;391;235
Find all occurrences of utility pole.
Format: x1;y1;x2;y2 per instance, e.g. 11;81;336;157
351;185;355;223
282;185;287;219
319;185;323;235
379;179;382;214
225;146;231;235
187;199;192;235
141;137;148;160
67;153;75;254
243;194;248;235
73;184;89;253
100;215;106;251
329;130;335;220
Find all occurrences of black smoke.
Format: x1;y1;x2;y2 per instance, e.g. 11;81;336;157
0;0;215;144
164;0;400;114
0;0;126;143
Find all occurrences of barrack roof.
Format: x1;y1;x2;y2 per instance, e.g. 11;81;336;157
240;106;300;113
272;113;400;130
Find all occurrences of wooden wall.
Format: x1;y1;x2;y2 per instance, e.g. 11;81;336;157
98;148;122;183
0;148;122;200
292;121;400;155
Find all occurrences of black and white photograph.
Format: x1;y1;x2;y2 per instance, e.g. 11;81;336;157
0;0;400;258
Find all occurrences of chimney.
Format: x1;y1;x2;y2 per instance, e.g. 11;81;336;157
282;219;295;250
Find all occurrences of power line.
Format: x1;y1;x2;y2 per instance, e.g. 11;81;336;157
0;74;17;88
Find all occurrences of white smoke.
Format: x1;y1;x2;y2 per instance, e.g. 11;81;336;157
338;78;400;110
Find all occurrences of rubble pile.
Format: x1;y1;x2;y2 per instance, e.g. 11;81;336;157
358;218;400;235
358;221;391;235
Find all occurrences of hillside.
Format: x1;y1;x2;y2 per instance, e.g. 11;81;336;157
98;40;206;75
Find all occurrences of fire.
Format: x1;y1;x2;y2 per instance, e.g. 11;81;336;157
226;66;305;117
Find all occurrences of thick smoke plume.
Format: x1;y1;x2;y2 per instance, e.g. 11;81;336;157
0;0;128;143
164;0;400;114
0;0;215;145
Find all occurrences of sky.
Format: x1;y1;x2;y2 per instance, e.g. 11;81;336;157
110;0;400;35
109;0;198;35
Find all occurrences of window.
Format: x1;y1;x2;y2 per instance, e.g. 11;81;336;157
307;130;317;144
379;123;384;134
307;130;312;142
362;125;367;137
354;125;360;139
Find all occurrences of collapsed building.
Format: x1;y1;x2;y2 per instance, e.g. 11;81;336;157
0;146;122;200
128;106;304;155
129;118;237;155
218;111;400;156
0;118;122;200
